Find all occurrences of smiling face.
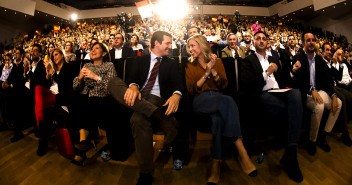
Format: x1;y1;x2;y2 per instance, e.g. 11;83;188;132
188;39;202;58
322;44;332;61
227;35;238;50
52;50;64;65
154;35;172;56
89;44;106;61
303;33;316;54
288;36;295;48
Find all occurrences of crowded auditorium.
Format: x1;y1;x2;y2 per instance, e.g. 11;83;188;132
0;0;352;184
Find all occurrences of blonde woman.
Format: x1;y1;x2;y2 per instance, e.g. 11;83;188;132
185;35;257;185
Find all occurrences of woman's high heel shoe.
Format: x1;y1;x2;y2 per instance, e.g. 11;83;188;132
71;155;87;166
74;139;94;151
238;156;257;177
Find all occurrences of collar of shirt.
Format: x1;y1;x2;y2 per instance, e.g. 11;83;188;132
304;49;316;62
150;52;162;63
255;52;268;62
323;58;331;68
230;47;238;56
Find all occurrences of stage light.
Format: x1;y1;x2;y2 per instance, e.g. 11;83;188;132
156;0;189;20
71;13;77;21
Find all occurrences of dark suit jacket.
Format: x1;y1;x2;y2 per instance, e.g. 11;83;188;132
109;47;136;60
24;59;50;94
7;61;25;90
241;53;288;96
291;52;335;98
126;54;184;100
52;62;74;106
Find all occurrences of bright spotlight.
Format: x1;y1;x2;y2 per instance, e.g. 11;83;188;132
156;0;189;20
71;13;77;21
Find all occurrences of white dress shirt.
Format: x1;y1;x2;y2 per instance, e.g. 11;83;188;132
255;52;280;91
114;48;123;59
333;63;352;86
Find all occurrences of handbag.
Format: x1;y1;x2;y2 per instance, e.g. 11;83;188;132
54;109;74;160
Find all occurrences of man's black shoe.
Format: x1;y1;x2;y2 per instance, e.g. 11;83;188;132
340;131;352;146
280;146;303;183
10;132;24;143
136;173;153;185
305;141;316;156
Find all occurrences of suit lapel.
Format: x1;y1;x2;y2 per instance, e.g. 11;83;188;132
251;55;264;73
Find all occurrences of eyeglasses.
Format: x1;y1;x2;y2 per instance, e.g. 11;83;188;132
114;37;122;40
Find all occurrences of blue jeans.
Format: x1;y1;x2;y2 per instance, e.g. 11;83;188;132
193;91;241;160
259;88;303;145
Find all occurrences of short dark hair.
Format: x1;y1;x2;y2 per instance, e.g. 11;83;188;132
5;53;12;59
253;31;267;38
16;47;24;55
150;31;172;49
32;43;42;53
322;42;331;52
187;26;200;34
302;32;314;43
91;42;111;62
115;33;124;42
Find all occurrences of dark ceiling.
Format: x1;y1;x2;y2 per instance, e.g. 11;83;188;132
43;0;283;10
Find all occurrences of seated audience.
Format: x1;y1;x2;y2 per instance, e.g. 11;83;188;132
72;42;116;165
109;33;135;59
35;47;74;156
186;35;257;184
64;41;77;62
241;31;303;183
108;31;182;185
221;33;246;59
291;32;342;155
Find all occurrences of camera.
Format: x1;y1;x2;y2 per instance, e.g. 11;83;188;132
117;12;128;31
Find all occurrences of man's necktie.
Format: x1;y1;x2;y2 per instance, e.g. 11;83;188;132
141;57;161;97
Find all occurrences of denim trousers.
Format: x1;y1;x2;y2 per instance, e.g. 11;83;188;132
193;91;241;160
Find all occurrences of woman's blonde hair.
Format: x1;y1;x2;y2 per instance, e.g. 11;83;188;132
51;47;67;71
186;34;212;63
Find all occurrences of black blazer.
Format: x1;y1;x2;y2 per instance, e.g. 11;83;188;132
24;59;51;94
109;47;136;60
7;61;25;90
291;52;335;97
241;53;288;96
126;54;184;100
52;62;74;106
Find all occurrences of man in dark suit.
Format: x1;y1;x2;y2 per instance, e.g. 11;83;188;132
181;27;199;57
4;48;26;142
23;44;51;155
241;31;303;183
109;33;135;59
291;32;341;156
322;46;352;146
108;31;183;185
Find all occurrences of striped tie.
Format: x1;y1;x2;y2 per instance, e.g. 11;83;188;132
141;57;161;97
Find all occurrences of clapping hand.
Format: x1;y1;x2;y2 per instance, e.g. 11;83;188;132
206;54;217;74
292;60;301;73
79;66;98;80
266;63;278;75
